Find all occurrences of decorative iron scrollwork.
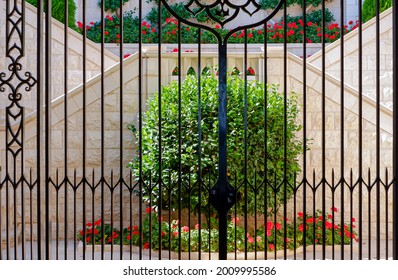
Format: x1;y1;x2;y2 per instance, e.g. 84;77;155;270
0;1;36;174
161;0;284;42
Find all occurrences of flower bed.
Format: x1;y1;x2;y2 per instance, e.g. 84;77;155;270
77;207;358;254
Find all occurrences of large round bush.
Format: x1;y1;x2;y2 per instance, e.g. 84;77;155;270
129;74;303;217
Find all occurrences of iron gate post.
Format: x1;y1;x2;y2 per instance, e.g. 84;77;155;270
209;43;236;260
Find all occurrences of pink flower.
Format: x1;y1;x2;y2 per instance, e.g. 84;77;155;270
182;226;189;233
195;224;200;230
248;236;254;243
256;236;261;242
232;217;240;224
275;223;282;230
266;221;274;231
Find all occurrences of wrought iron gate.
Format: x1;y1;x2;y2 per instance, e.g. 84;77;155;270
0;0;397;260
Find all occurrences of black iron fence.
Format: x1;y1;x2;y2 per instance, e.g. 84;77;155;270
0;0;397;260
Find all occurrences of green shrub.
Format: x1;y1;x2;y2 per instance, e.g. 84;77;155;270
97;0;129;14
25;0;77;29
362;0;392;22
128;74;303;218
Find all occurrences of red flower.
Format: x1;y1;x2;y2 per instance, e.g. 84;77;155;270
152;28;156;33
325;221;333;229
86;236;91;243
298;212;304;218
215;24;221;29
172;30;177;35
161;231;166;237
331;207;338;212
142;30;147;35
123;54;131;59
142;21;147;27
172;48;179;52
267;230;271;237
352;217;356;222
328;214;333;219
266;221;274;231
257;30;263;35
275;223;282;230
127;234;131;241
306;217;315;223
186;27;190;31
104;31;109;36
232;217;240;224
307;21;313;27
94;219;101;226
77;21;83;29
232;33;237;37
143;242;149;249
173;231;178;237
79;230;84;236
90;21;95;25
145;207;151;214
86;222;92;227
287;30;295;37
349;20;353;25
94;229;99;235
248;33;253;39
268;244;274;251
116;34;120;39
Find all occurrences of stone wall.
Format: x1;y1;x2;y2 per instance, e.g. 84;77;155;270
309;8;393;109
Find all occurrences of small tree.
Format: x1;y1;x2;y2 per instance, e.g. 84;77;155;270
129;74;303;220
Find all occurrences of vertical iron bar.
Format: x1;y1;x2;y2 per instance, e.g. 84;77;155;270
157;0;163;261
56;170;59;260
321;0;327;261
82;0;87;261
393;0;398;260
368;169;372;259
119;0;124;260
197;27;202;261
375;0;381;260
340;0;345;261
36;0;43;260
358;0;363;261
177;18;183;262
100;0;105;260
64;0;69;260
138;0;143;261
21;0;26;260
283;2;288;260
302;0;307;261
263;21;268;261
45;0;52;260
244;28;248;261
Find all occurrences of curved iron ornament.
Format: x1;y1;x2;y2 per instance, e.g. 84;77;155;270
0;1;36;181
161;0;285;44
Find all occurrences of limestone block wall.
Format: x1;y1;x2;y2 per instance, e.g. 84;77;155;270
309;8;393;109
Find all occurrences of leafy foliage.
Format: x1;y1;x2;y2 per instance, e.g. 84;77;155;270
362;0;392;22
128;74;303;218
26;0;77;29
97;0;130;13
